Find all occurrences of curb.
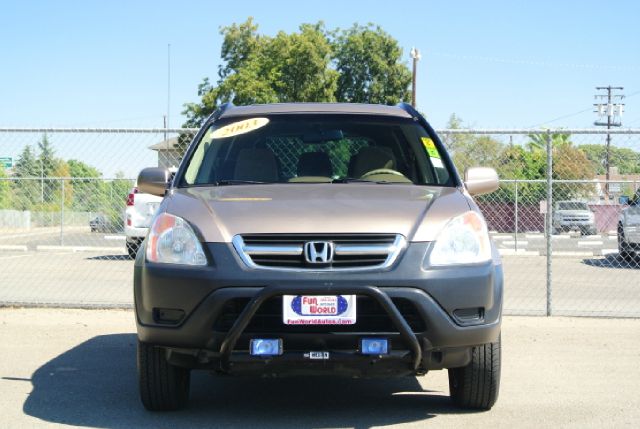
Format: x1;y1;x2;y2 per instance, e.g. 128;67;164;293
0;301;133;310
35;245;126;254
0;245;28;252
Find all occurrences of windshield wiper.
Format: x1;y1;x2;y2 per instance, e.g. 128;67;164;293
332;178;376;184
212;180;270;186
332;178;407;184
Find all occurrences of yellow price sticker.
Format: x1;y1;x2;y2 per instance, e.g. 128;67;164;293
421;137;440;159
212;117;270;139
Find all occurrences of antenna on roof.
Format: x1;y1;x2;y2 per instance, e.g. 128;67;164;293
167;43;171;132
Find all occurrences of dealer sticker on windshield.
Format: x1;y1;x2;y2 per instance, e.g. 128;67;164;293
211;117;270;139
283;295;357;325
421;137;440;159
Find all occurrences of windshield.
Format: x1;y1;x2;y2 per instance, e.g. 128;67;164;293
181;114;453;186
558;202;589;210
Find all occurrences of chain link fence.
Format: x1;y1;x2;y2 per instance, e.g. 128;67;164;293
0;127;639;316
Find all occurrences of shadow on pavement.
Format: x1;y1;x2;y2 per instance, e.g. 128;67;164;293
582;254;640;270
22;334;472;428
85;255;131;261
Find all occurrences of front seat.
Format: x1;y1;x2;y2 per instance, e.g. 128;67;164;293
348;147;397;178
297;151;333;177
233;148;279;182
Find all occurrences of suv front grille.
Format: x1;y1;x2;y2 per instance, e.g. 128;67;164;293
233;234;405;271
213;296;425;333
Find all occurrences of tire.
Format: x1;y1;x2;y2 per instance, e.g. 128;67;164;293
448;335;501;410
127;241;139;259
137;341;191;411
618;224;634;261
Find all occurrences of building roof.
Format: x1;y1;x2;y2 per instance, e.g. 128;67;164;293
149;137;179;151
219;103;413;119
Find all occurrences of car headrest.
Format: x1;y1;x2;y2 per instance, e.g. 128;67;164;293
233;148;279;182
349;147;396;178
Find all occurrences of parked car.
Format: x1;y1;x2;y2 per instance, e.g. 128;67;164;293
124;187;162;259
552;200;597;235
89;214;110;233
133;102;503;411
618;190;640;260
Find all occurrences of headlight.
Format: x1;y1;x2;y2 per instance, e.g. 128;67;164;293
429;211;491;266
146;213;207;265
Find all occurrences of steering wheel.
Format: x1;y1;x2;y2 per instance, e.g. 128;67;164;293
360;168;406;179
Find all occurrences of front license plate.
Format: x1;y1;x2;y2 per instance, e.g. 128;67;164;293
282;295;357;325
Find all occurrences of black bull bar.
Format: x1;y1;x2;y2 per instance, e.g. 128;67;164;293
218;285;423;372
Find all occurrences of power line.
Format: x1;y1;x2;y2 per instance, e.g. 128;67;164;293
625;89;640;98
431;52;640;71
527;108;593;128
528;88;639;129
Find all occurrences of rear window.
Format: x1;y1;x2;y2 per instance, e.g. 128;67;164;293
181;114;453;186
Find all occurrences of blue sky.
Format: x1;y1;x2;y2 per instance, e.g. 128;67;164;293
1;1;640;176
2;0;639;129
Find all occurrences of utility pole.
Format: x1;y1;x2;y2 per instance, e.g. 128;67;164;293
594;86;624;199
163;115;167;143
410;47;421;108
167;43;171;130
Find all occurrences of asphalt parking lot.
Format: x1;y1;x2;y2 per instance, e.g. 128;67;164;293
1;309;638;428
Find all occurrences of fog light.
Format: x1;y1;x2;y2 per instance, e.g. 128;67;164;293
250;339;282;356
361;338;389;355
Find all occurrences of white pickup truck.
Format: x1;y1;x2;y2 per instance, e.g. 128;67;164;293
125;187;162;258
618;190;640;260
552;200;597;235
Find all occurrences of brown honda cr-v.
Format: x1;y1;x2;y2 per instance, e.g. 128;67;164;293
134;102;502;411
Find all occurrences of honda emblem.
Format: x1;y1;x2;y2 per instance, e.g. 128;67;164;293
304;241;334;264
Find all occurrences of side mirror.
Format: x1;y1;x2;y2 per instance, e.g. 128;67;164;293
619;196;630;205
138;167;171;197
464;167;499;196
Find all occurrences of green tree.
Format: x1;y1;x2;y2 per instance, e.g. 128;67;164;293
68;159;105;212
183;19;411;128
103;171;134;230
36;134;59;204
0;165;11;209
38;134;56;177
452;135;503;174
13;145;40;210
441;114;504;174
51;161;73;209
218;17;262;80
524;132;596;200
440;114;476;154
13;145;38;177
333;24;411;104
577;144;640;175
526;132;571;152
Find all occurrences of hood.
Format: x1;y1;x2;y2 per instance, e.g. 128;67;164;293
556;209;592;217
166;184;471;243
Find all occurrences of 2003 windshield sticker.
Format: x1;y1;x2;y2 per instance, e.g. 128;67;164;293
421;137;444;168
421;137;440;158
212;117;270;139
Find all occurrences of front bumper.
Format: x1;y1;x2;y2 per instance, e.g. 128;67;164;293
125;225;148;241
134;242;503;376
555;220;595;228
